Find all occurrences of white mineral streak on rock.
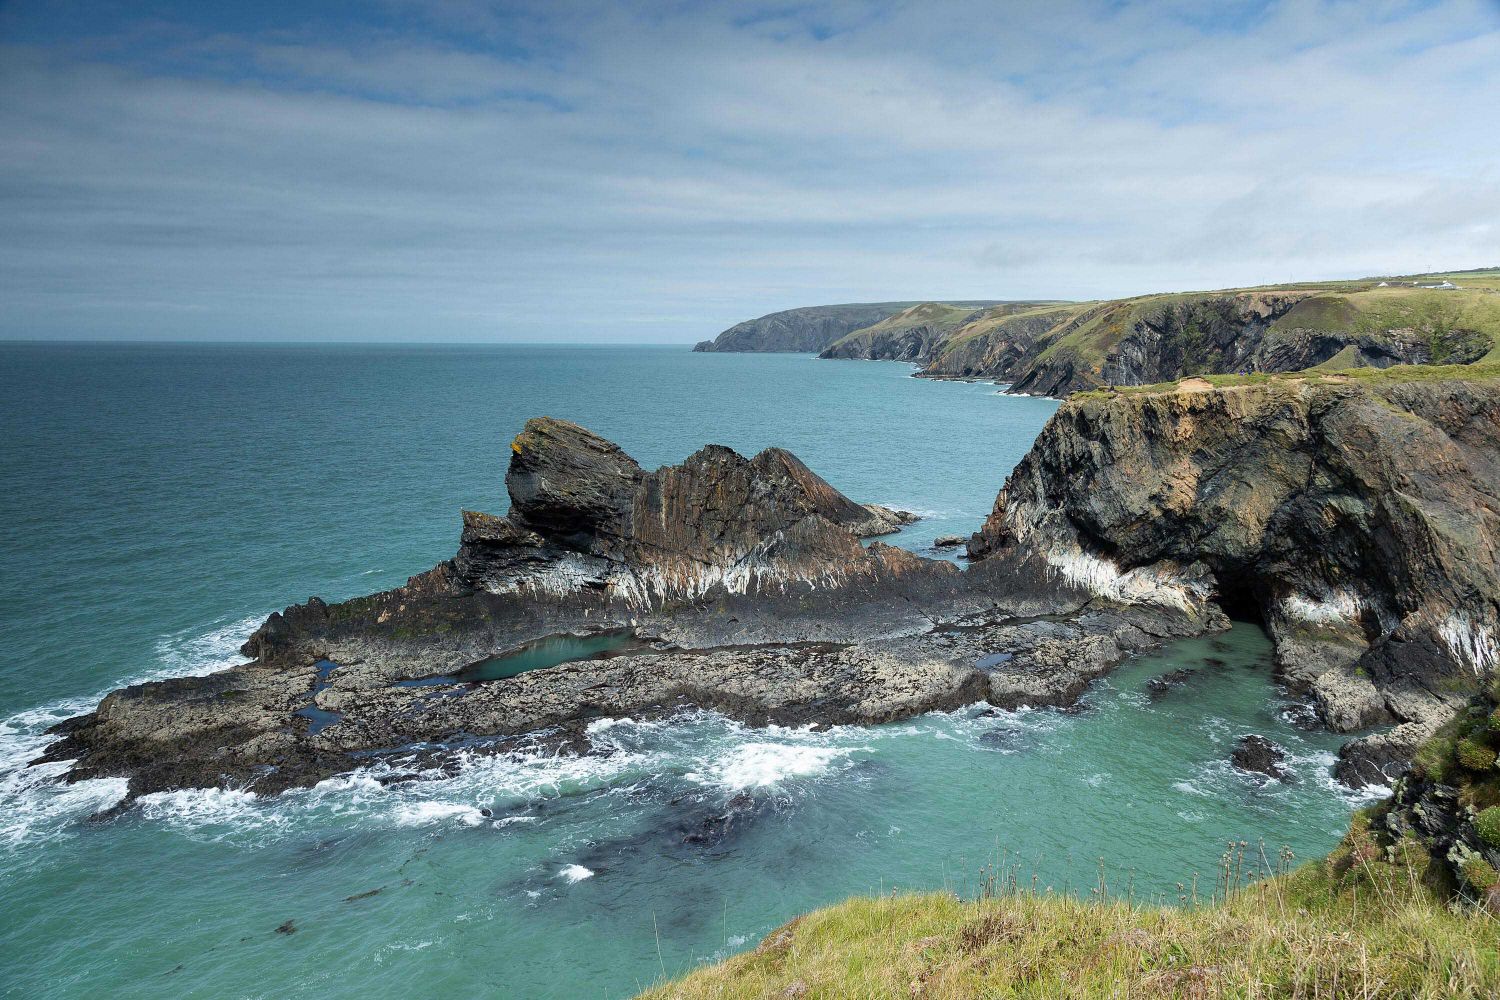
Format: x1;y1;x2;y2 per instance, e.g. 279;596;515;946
478;537;858;608
1439;610;1499;675
1005;499;1203;613
1280;590;1364;627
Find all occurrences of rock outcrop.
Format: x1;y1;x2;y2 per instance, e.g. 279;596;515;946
42;417;1220;802
43;362;1498;808
966;369;1500;785
818;302;1005;363
1232;735;1291;781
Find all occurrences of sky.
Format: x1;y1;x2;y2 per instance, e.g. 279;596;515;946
1;1;1498;343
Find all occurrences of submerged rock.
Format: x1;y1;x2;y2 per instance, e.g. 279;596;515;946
1231;735;1291;781
1146;669;1196;699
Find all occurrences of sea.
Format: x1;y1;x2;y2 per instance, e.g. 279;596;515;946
0;343;1379;998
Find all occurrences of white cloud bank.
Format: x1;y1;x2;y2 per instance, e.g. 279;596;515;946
0;0;1497;341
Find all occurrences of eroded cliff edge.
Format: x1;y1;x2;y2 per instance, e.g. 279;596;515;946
967;369;1500;786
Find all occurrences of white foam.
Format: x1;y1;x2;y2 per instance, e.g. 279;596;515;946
136;787;274;839
689;742;850;790
0;613;267;850
0;759;127;853
394;801;485;828
558;863;595;883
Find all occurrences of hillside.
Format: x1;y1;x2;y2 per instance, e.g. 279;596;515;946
923;274;1500;395
697;269;1500;395
692;301;1003;353
818;301;1057;363
641;814;1500;998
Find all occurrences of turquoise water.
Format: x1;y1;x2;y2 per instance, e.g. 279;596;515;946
454;633;646;683
0;344;1374;998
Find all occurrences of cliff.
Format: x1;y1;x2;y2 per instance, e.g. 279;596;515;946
921;283;1500;395
967;366;1500;784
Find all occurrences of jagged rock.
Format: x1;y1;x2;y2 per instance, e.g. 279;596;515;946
967;373;1500;777
44;418;1219;802
1231;735;1291;781
852;505;920;538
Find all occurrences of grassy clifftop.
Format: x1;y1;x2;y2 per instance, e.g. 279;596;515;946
642;815;1499;999
917;270;1500;394
644;673;1500;998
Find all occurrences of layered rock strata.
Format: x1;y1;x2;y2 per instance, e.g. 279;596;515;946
966;372;1500;785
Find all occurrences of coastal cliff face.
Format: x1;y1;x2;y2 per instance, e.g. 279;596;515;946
693;301;1004;353
818;302;1008;363
920;287;1497;396
701;277;1500;398
967;369;1500;784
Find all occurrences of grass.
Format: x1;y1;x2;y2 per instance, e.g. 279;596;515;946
916;269;1500;389
642;815;1500;999
1067;361;1500;401
826;302;995;352
647;689;1500;999
1269;287;1500;363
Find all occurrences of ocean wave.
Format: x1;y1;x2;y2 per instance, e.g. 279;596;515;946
0;612;267;851
687;742;854;790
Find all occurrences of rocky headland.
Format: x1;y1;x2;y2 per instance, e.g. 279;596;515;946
692;300;1003;353
40;416;1214;802
33;353;1500;847
966;367;1500;786
715;272;1500;398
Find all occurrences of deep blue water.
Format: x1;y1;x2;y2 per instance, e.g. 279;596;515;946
0;344;1371;999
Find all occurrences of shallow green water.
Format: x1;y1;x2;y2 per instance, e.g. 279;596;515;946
455;632;644;683
0;344;1376;999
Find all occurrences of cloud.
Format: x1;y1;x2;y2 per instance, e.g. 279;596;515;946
0;0;1497;341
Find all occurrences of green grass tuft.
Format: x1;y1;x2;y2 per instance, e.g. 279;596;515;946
1458;738;1498;772
1477;807;1500;848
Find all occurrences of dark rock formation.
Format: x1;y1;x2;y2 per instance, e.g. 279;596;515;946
1146;668;1195;699
1231;735;1291;781
933;535;965;548
41;417;1220;802
818;302;1003;364
47;363;1497;808
966;371;1500;783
